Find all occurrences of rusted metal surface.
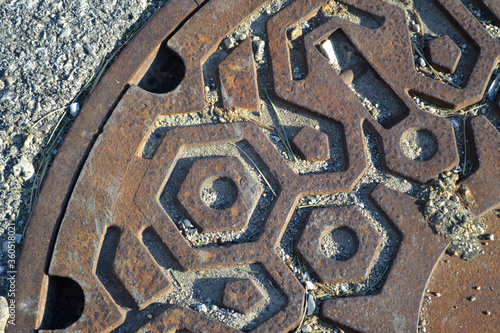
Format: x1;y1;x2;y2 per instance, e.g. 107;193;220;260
425;212;499;332
321;186;449;332
267;0;471;183
477;0;500;25
112;231;173;310
425;35;462;74
14;0;500;332
339;61;368;85
460;116;500;217
291;126;330;161
219;38;260;110
177;156;263;232
14;0;202;331
221;279;266;314
137;305;239;333
295;206;382;284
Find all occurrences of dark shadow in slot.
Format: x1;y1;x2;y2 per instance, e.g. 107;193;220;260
138;43;186;93
96;226;135;309
39;276;85;329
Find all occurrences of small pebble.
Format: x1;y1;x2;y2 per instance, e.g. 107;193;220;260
483;311;491;316
302;324;312;333
305;280;316;290
196;304;208;312
468;296;476;301
224;37;237;49
319;40;337;64
306;293;316;316
479;234;494;241
69;102;80;117
146;313;153;319
410;21;421;33
15;234;22;244
234;31;247;41
418;57;426;67
182;219;194;228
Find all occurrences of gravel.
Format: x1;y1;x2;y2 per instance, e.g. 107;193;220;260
0;0;499;331
0;0;171;294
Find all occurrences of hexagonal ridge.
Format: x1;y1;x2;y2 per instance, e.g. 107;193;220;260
176;156;263;233
295;205;382;284
292;126;330;161
320;185;449;333
425;35;462;74
112;231;173;309
221;279;266;314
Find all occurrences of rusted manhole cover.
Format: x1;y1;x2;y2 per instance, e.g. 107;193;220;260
14;0;500;332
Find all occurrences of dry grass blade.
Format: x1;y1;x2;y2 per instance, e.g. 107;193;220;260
31;106;67;128
168;268;182;287
412;9;425;48
412;41;461;89
269;281;284;299
24;112;70;237
228;142;277;197
264;89;297;162
240;115;275;131
22;2;173;236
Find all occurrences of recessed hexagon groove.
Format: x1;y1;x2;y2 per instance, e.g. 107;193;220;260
14;0;500;331
177;156;263;233
295;206;382;284
221;279;266;314
426;35;462;74
320;185;449;333
292;126;331;161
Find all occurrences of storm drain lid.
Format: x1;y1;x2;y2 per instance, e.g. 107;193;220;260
15;0;500;332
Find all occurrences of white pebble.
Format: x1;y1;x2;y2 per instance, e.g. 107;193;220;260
305;280;316;290
69;102;80;117
182;219;194;228
196;304;208;312
319;40;337;65
418;57;426;67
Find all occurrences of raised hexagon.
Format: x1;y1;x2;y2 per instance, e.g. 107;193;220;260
221;279;266;314
177;156;263;233
292;126;330;162
295;206;382;284
425;35;462;74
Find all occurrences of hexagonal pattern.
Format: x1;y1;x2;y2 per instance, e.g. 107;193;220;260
221;279;266;314
177;156;263;233
17;0;500;331
292;126;330;161
425;35;462;74
295;206;382;283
